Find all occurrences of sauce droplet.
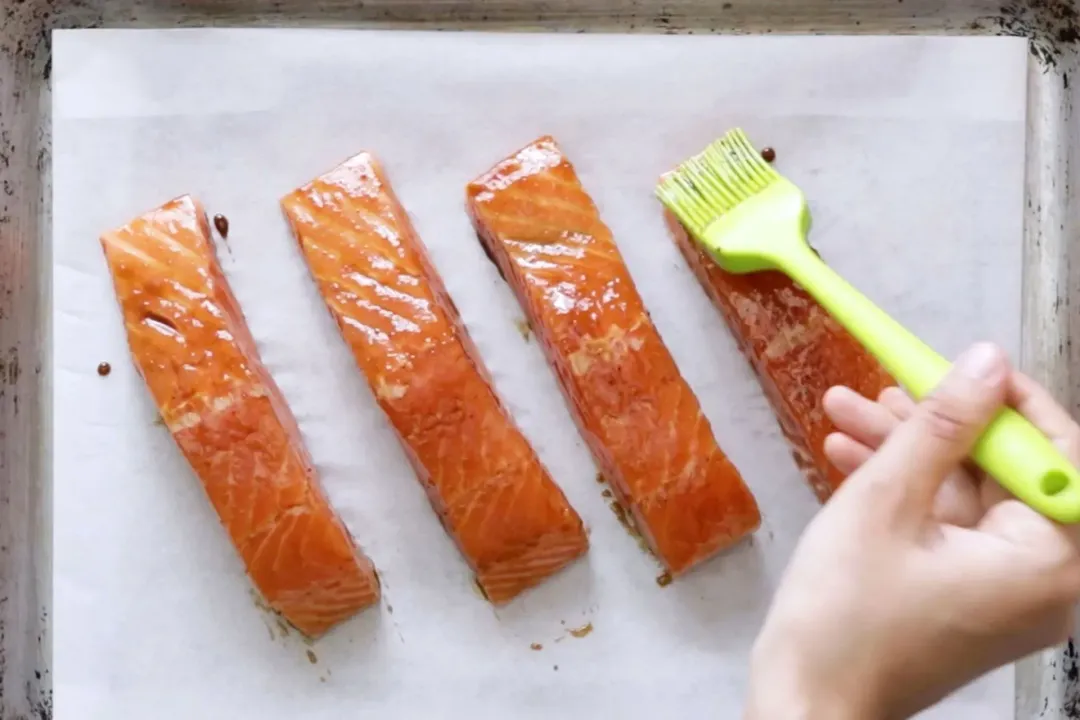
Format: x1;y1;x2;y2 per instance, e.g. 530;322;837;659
213;214;230;238
96;362;111;377
306;649;318;664
568;622;594;639
530;642;543;651
761;147;776;163
656;571;673;588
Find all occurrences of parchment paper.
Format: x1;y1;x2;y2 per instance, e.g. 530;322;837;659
52;30;1027;719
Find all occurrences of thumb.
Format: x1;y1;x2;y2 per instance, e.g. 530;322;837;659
862;342;1010;520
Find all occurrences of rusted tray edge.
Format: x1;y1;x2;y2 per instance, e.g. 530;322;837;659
2;1;1077;718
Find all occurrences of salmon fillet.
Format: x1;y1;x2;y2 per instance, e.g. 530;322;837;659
281;152;588;603
664;211;895;501
467;137;761;576
100;195;380;638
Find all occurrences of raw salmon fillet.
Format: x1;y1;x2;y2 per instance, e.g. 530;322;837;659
101;195;380;638
664;212;895;501
467;137;761;576
281;152;588;603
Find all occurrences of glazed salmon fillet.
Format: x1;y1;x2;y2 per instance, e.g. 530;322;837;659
664;212;895;501
281;152;588;603
467;137;761;575
100;195;380;637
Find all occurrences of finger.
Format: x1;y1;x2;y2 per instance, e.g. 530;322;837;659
823;432;874;475
824;429;982;525
932;471;983;527
878;386;915;420
1008;371;1080;466
880;387;988;493
977;499;1080;575
980;477;1012;511
857;342;1010;519
939;509;1080;634
823;386;901;450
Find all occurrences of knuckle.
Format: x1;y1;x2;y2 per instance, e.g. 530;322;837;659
921;399;969;443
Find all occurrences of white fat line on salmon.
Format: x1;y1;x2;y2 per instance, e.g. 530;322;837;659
566;315;648;377
167;385;268;432
140;223;206;265
375;377;408;401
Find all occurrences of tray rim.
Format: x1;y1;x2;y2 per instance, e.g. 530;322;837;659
4;1;1079;718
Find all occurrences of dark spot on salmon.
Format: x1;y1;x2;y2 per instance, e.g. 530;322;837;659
96;362;111;377
656;571;673;588
213;214;229;238
306;649;318;664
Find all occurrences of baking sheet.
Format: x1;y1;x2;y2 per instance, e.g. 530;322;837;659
51;29;1026;719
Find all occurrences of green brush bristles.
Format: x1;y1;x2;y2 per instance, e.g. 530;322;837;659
656;129;781;238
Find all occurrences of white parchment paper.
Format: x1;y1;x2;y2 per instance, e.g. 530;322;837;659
52;30;1026;719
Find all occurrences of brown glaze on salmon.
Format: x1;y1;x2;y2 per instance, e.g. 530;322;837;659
100;195;380;637
467;137;761;576
664;212;895;501
281;153;588;603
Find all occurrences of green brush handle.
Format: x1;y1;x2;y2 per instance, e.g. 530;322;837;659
779;245;1080;524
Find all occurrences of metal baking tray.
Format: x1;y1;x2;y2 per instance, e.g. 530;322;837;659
3;1;1078;718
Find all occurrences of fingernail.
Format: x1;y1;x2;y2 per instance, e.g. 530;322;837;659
954;342;1005;382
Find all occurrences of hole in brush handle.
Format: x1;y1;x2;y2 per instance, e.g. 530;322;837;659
1041;470;1069;496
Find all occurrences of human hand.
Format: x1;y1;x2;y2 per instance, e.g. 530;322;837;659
744;343;1080;720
